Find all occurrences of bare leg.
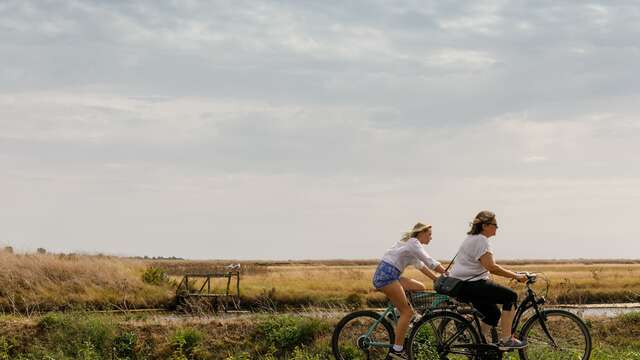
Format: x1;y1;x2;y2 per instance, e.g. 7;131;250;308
479;321;493;342
399;277;426;292
500;309;516;339
380;281;415;347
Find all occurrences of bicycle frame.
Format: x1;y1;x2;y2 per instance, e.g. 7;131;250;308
459;276;558;347
511;280;558;347
363;305;397;349
361;291;450;349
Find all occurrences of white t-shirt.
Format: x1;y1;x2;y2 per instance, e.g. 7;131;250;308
380;237;441;272
449;234;492;281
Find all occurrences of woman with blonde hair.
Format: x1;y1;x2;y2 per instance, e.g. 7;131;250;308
372;222;448;359
448;210;529;350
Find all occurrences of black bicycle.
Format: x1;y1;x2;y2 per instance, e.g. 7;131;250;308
407;273;592;360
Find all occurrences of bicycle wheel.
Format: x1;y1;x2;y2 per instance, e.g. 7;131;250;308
518;309;592;360
332;310;395;360
408;311;480;360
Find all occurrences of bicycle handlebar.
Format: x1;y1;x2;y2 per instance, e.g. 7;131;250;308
517;272;537;285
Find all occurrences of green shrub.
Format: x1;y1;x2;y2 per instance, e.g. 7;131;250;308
113;331;137;359
254;315;328;354
170;327;204;360
617;311;640;325
79;317;117;356
77;341;100;360
225;352;249;360
36;313;117;358
0;336;15;360
142;267;168;285
225;351;275;360
38;312;70;331
17;346;66;360
290;346;323;360
344;293;363;309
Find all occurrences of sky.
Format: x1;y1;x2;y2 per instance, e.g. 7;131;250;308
2;1;640;260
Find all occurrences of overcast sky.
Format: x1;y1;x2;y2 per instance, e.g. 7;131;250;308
2;1;640;260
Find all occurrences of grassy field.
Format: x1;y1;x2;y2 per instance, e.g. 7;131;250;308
0;311;639;359
153;259;640;308
0;251;174;314
2;252;640;358
2;251;640;314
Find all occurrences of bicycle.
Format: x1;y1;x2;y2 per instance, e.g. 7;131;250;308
332;290;452;359
407;273;592;360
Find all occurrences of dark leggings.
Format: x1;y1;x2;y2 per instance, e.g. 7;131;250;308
456;279;518;327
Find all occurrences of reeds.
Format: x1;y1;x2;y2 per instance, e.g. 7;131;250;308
2;251;640;315
231;262;640;306
0;252;173;314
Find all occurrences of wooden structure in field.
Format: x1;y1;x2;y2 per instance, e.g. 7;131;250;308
175;264;241;312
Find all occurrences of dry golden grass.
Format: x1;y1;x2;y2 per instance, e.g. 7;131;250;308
0;252;173;313
183;262;640;306
160;261;640;306
2;251;640;314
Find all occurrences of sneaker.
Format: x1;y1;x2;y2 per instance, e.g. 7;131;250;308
387;348;409;359
498;337;527;350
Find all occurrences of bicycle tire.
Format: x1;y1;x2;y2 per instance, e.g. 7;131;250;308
518;309;592;360
332;310;395;360
408;310;481;360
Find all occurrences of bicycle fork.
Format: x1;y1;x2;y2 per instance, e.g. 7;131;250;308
532;304;559;348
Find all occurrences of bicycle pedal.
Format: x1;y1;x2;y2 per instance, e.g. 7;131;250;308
456;305;474;314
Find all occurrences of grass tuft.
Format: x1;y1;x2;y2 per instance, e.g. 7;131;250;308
254;315;329;355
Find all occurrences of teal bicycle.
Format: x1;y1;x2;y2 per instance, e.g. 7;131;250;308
331;291;451;360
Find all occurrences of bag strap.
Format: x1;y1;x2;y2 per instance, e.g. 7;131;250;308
462;270;489;282
443;253;458;273
443;252;488;282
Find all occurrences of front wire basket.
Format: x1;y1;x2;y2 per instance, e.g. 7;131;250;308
409;291;452;313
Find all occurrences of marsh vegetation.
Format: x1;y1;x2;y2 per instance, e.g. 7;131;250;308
1;252;640;358
2;251;640;314
1;311;640;359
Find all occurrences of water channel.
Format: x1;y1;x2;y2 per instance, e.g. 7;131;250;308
553;303;640;318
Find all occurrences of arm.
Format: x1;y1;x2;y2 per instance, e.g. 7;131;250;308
479;252;527;282
408;239;442;271
433;263;448;275
419;265;438;281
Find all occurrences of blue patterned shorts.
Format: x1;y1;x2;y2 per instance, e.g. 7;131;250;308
372;261;401;289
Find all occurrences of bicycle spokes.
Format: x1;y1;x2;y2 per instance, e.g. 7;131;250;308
520;310;591;360
332;311;394;360
411;315;477;360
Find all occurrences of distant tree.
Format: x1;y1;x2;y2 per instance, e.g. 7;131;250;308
36;247;47;254
3;246;13;253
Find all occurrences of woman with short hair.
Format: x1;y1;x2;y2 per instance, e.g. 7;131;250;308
372;222;448;359
448;210;529;350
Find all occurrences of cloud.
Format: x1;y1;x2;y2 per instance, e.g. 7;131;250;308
3;91;640;180
424;48;497;70
2;2;640;258
522;156;547;163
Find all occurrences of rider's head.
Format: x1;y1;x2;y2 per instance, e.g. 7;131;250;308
467;210;497;236
401;222;432;243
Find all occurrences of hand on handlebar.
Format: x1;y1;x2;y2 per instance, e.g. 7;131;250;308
515;272;537;283
514;273;528;283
